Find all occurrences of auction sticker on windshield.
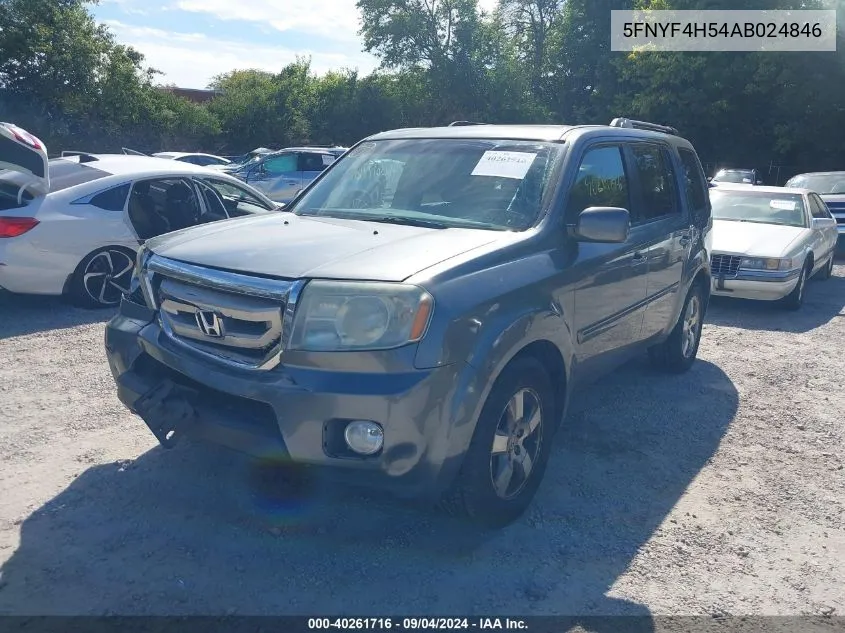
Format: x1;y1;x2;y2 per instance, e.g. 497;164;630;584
770;199;796;210
471;151;537;179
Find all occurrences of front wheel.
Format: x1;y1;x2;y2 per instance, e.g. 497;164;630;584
648;282;705;374
781;261;809;311
69;247;135;309
440;357;555;528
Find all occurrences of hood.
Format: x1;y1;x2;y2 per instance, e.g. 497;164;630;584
711;219;806;257
145;213;502;282
0;122;49;196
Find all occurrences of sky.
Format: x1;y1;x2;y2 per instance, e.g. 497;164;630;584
92;0;499;90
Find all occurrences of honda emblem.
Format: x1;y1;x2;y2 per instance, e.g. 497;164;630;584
195;310;224;338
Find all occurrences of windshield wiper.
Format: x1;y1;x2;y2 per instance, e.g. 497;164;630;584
369;215;449;229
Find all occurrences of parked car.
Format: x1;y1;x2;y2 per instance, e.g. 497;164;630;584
104;117;713;527
0;123;281;307
784;171;845;238
228;147;341;203
152;152;232;167
708;184;838;309
710;168;763;185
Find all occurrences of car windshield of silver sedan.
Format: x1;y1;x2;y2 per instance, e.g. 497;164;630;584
710;190;807;228
290;138;565;231
712;169;754;183
785;173;845;194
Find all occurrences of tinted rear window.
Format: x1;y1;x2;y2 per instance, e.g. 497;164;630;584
48;159;112;192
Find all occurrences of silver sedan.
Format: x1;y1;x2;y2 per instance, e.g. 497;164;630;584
708;184;839;310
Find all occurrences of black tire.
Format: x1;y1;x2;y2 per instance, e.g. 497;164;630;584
648;281;705;374
440;356;556;528
68;246;136;309
781;261;810;311
816;253;834;281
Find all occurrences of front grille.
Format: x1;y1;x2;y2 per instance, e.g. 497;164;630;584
711;254;742;277
143;255;303;370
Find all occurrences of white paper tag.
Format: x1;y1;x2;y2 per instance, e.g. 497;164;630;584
322;154;336;166
770;199;796;210
471;151;537;179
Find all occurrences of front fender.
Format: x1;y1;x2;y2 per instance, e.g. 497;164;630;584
424;305;574;496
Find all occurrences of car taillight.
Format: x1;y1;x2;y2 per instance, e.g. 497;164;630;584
0;217;40;238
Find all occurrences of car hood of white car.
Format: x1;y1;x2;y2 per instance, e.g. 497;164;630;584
711;219;806;257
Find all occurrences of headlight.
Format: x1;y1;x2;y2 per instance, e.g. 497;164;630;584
289;281;434;352
739;256;795;271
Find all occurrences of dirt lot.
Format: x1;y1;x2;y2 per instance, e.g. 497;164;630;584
0;258;843;618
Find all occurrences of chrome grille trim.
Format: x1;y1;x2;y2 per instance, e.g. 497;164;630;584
710;253;742;278
142;254;305;371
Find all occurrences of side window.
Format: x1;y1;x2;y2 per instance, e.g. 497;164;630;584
677;148;709;224
263;154;299;175
299;152;330;172
89;183;130;211
811;194;831;219
630;144;680;222
565;145;630;224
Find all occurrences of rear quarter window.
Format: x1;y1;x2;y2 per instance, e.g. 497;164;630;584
89;183;131;211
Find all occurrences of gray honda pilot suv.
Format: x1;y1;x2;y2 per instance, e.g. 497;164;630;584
105;118;713;527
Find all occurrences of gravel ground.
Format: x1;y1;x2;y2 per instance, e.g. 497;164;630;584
0;257;843;619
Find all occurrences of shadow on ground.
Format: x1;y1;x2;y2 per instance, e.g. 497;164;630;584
0;356;737;627
0;292;112;339
705;262;845;334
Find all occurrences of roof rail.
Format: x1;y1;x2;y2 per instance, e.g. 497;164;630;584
609;117;679;136
60;151;99;163
122;147;149;156
448;121;488;127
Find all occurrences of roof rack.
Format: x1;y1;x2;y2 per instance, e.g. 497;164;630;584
609;117;679;136
60;151;99;163
448;121;488;127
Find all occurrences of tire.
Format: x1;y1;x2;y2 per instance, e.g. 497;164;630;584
440;356;556;528
648;281;705;374
781;261;810;311
69;246;136;309
816;253;834;281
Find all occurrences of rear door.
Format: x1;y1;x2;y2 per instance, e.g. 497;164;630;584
628;142;693;341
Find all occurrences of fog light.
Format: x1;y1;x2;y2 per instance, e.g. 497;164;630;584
344;421;384;455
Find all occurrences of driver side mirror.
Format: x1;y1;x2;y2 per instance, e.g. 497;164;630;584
571;207;630;243
811;217;835;229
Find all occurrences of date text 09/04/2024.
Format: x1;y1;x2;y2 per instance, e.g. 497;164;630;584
307;618;529;630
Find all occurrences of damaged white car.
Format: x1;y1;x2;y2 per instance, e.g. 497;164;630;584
0;123;280;307
708;184;838;309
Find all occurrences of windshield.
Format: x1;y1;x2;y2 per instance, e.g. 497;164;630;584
713;170;754;184
784;173;845;194
710;190;807;228
289;138;565;230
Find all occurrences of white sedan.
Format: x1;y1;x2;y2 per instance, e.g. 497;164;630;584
0;122;280;308
709;184;839;309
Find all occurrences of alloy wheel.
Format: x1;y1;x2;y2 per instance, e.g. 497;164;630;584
681;294;701;359
489;388;544;500
83;249;134;306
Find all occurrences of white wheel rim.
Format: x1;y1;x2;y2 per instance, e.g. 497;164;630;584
681;294;701;358
83;250;134;306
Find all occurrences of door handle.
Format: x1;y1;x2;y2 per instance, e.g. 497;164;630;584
632;251;647;262
679;235;691;246
285;180;298;186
